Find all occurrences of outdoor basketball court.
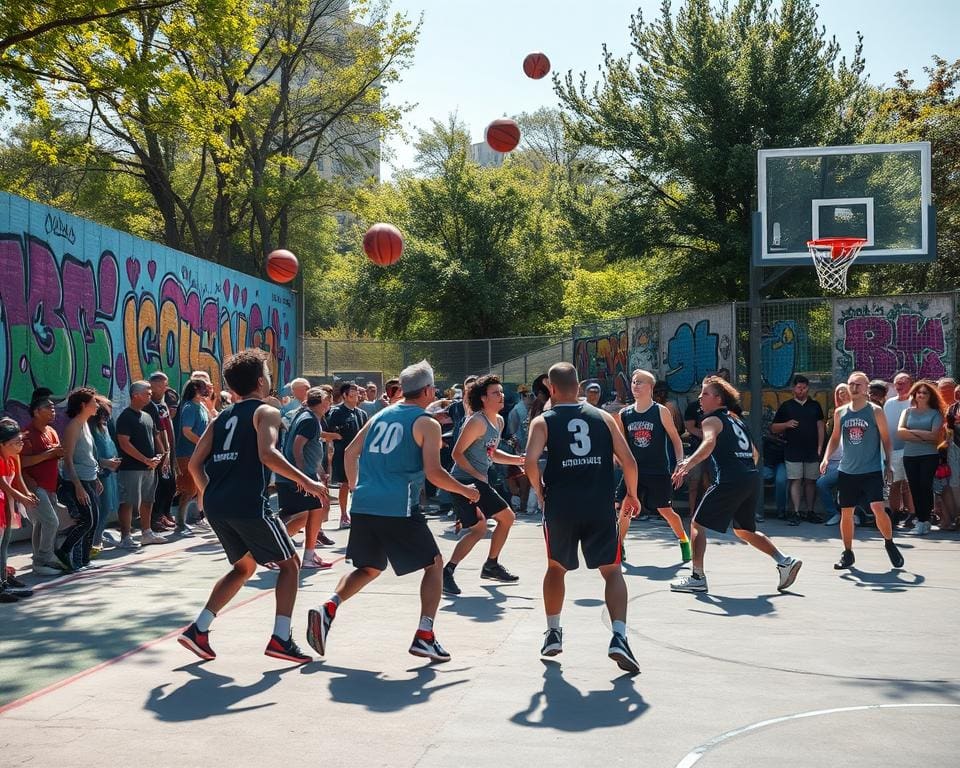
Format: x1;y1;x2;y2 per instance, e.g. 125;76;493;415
2;510;958;767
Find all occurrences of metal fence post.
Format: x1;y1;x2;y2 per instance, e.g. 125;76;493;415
323;340;329;376
487;339;492;373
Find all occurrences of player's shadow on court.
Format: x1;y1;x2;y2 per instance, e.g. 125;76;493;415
620;561;686;580
145;665;291;721
440;584;534;623
840;568;925;593
315;664;468;712
687;592;787;618
510;660;648;731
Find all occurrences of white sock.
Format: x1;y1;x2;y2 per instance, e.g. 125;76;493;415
418;616;434;632
773;550;789;565
547;614;561;630
328;593;342;607
196;609;216;633
612;620;627;637
304;548;315;561
273;615;292;640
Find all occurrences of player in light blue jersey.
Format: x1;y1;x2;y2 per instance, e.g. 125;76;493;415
305;360;480;663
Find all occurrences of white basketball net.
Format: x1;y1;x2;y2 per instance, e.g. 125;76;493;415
807;238;866;293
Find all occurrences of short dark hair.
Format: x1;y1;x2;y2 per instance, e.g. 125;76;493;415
339;382;358;399
66;387;97;418
793;374;809;386
548;362;579;394
467;374;501;412
869;379;888;392
222;348;269;397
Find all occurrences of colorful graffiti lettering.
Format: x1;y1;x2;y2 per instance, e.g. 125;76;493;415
761;320;799;388
835;299;952;382
627;319;659;373
666;320;718;394
574;330;629;402
0;193;295;414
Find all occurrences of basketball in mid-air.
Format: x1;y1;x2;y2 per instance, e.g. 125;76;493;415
485;118;521;153
523;52;550;79
266;249;299;283
363;223;404;266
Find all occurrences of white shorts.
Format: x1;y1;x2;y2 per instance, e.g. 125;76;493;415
890;449;907;483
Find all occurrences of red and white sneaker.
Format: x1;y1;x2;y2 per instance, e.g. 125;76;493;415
264;634;312;664
301;553;333;570
178;623;216;661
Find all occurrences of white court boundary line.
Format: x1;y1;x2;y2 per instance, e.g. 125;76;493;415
674;703;960;768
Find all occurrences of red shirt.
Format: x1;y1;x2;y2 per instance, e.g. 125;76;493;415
0;455;19;529
22;424;61;492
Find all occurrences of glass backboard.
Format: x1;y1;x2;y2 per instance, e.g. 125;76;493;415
754;142;933;266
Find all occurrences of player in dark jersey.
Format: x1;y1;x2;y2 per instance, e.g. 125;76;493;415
616;369;691;562
670;377;802;595
525;362;642;674
178;348;328;664
305;360;480;663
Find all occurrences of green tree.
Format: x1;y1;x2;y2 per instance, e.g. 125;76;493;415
557;0;868;304
344;116;567;339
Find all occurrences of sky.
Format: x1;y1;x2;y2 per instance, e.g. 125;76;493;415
380;0;960;178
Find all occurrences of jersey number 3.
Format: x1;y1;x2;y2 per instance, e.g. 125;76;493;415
568;419;592;456
369;422;403;454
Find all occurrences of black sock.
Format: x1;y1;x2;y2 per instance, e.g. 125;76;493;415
485;557;498;566
444;562;457;574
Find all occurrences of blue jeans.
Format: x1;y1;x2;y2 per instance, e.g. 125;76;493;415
816;463;840;518
762;463;788;515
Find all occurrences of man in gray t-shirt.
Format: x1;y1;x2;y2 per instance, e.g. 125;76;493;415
821;371;903;571
883;372;915;520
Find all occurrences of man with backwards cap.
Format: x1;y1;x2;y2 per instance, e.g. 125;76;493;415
306;360;481;663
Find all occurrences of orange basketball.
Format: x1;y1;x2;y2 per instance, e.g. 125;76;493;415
266;249;299;283
485;118;521;153
523;52;550;80
363;223;403;266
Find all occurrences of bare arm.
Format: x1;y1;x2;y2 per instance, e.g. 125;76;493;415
604;410;639;517
874;405;894;478
661;405;685;467
292;434;308;471
523;416;548;507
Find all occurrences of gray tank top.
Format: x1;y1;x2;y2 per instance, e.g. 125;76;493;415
453;413;501;480
838;403;882;475
61;422;100;482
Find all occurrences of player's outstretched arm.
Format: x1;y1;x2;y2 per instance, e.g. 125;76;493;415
416;417;480;502
255;404;327;499
661;405;686;468
673;415;720;488
524;416;547;508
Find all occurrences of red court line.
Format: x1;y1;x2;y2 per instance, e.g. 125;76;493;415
0;554;347;716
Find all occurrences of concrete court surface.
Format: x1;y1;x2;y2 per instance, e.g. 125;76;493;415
1;510;959;768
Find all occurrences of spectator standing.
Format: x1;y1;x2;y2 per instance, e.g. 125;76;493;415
507;386;532;452
323;382;368;528
818;384;860;526
771;375;825;524
90;400;121;552
0;418;38;601
19;395;67;576
56;389;102;570
584;382;602;407
946;383;960;527
175;379;211;531
360;382;382;418
282;378;310;426
760;432;788;522
683;395;711;515
653;381;684;435
938;377;957;408
883;373;915;524
116;381;165;548
146;372;177;532
897;381;945;535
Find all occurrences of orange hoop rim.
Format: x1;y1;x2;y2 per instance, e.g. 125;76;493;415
806;237;867;260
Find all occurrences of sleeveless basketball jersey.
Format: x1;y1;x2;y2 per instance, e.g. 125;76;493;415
203;399;270;519
620;402;673;475
705;408;757;483
837;402;883;474
542;403;614;513
350;403;432;518
452;413;501;481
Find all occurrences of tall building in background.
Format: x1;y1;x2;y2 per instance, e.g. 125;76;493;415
470;141;504;168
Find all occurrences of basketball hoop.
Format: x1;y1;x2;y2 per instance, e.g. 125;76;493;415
806;237;867;293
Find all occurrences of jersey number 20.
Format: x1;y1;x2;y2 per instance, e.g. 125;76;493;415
369;422;403;454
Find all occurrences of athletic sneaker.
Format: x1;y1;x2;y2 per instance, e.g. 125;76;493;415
409;630;451;662
541;627;563;657
776;557;802;591
442;567;461;596
480;561;519;582
119;535;140;550
316;532;335;547
825;513;841;525
33;564;62;577
679;540;692;563
306;602;336;656
608;632;640;674
6;574;28;589
301;553;333;570
885;539;904;568
101;529;121;545
339;517;351;530
787;513;800;526
175;523;195;537
671;573;708;593
834;549;855;570
265;634;312;664
2;581;33;598
178;623;216;660
141;530;168;546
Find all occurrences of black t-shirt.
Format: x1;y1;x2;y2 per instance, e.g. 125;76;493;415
773;398;824;462
144;398;171;443
684;400;704;452
706;409;758;482
116;407;157;471
323;404;368;456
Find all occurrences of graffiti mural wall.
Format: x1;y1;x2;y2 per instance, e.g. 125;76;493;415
833;295;954;383
0;192;296;418
573;324;629;402
659;304;736;395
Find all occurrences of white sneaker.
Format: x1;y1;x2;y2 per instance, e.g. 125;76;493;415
776;557;802;591
671;573;708;593
140;530;168;546
825;513;841;525
101;529;121;545
119;535;140;549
